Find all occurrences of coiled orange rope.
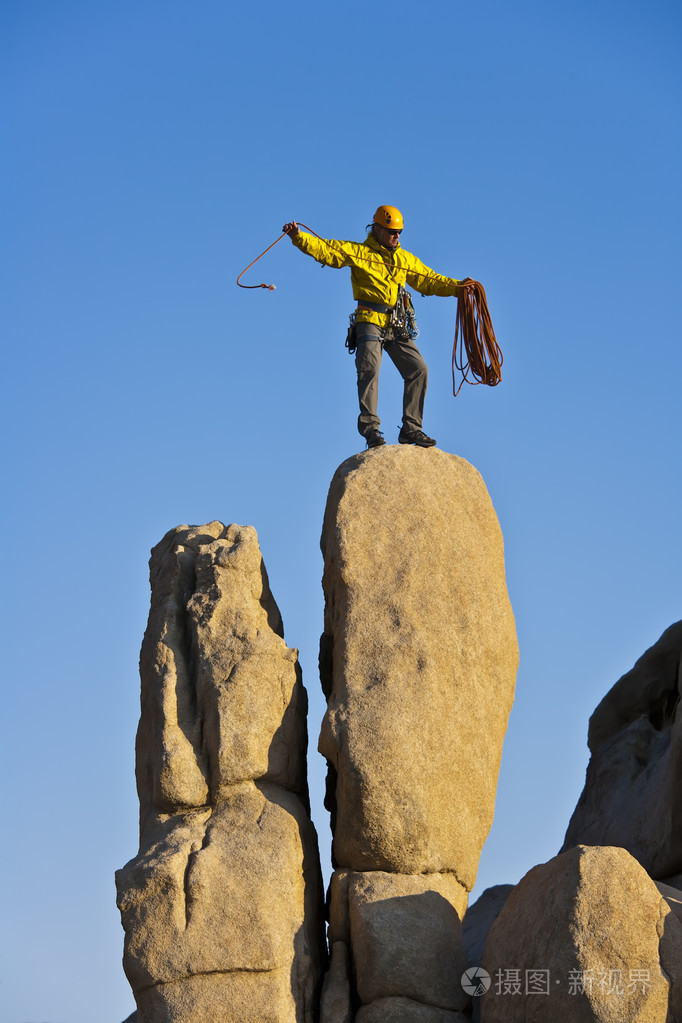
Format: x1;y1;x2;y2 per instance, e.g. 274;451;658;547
452;279;503;396
238;225;503;397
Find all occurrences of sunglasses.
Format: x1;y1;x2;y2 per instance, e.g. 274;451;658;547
383;227;402;236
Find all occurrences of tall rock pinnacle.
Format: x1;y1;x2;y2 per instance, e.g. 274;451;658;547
116;522;324;1023
317;446;519;1022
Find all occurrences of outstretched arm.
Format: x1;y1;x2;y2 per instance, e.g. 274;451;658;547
405;253;461;297
283;223;358;270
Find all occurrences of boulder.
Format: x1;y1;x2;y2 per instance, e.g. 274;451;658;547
318;446;518;887
481;844;682;1021
325;868;469;1014
347;871;468;1012
562;622;682;879
462;884;514;965
327;868;354;945
117;523;323;1023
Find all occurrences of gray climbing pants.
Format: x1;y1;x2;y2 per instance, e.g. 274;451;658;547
354;322;428;437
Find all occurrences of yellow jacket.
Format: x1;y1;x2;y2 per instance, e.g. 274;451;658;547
291;230;460;327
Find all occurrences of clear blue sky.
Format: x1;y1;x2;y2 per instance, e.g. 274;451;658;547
1;2;680;1020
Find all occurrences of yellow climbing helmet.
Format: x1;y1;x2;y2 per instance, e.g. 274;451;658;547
373;205;404;231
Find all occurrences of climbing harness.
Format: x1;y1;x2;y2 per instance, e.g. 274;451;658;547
452;279;503;396
348;286;419;355
237;224;503;394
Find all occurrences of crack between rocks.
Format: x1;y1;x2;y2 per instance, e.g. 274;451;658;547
173;547;209;794
365;994;464;1015
138;966;279;993
656;896;676;1017
182;810;212;930
348;865;469;891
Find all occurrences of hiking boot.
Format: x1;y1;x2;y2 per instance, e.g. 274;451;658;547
398;427;437;447
365;429;386;449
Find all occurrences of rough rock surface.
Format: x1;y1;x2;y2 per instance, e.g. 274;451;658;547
348;871;469;1011
481;844;682;1022
317;447;517;1023
562;621;682;879
318;446;518;885
116;522;323;1023
324;869;469;1015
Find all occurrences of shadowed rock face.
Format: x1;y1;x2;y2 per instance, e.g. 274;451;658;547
317;446;518;1022
562;621;682;879
462;884;514;966
116;522;324;1023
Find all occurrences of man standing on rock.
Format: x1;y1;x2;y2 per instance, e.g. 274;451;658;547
283;206;463;449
